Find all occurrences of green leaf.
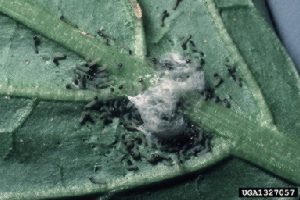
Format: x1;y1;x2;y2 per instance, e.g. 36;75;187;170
0;0;299;199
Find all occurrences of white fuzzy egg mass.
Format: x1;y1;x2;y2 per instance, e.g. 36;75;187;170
128;53;204;139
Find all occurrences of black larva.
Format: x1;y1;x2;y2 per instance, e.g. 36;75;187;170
60;15;78;28
200;58;205;65
214;96;221;103
173;0;183;10
190;41;205;58
138;77;143;82
222;98;231;108
33;35;41;54
151;57;158;65
160;10;170;27
96;29;111;46
238;77;243;87
225;63;243;87
125;159;139;171
53;53;67;66
96;83;111;90
226;64;237;81
88;177;103;185
84;96;99;110
128;49;133;55
93;164;101;172
79;112;95;125
67;60;110;90
181;35;192;50
65;84;72;89
201;87;215;101
117;63;123;69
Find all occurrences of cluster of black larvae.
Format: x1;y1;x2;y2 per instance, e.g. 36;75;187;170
180;34;243;109
156;123;211;158
66;60;110;90
80;97;142;128
118;122;212;172
201;86;231;108
81;98;212;172
226;62;243;87
200;61;243;108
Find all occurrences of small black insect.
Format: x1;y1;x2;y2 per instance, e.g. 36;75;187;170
226;64;237;81
86;59;100;69
200;58;205;66
96;29;110;40
186;59;191;64
60;15;78;28
88;177;104;185
126;159;139;171
102;116;113;125
93;163;101;172
202;87;215;101
95;82;111;89
118;85;124;90
117;63;123;69
65;84;72;89
181;35;192;50
189;40;205;57
79;112;95;125
160;10;170;27
222;98;231;108
151;57;158;64
214;96;221;103
128;49;133;55
33;35;41;54
189;40;196;49
97;29;111;46
53;53;67;66
173;0;183;10
84;96;99;110
74;78;79;86
238;77;243;87
79;75;87;89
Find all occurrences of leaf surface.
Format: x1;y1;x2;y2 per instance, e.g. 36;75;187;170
0;0;299;199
